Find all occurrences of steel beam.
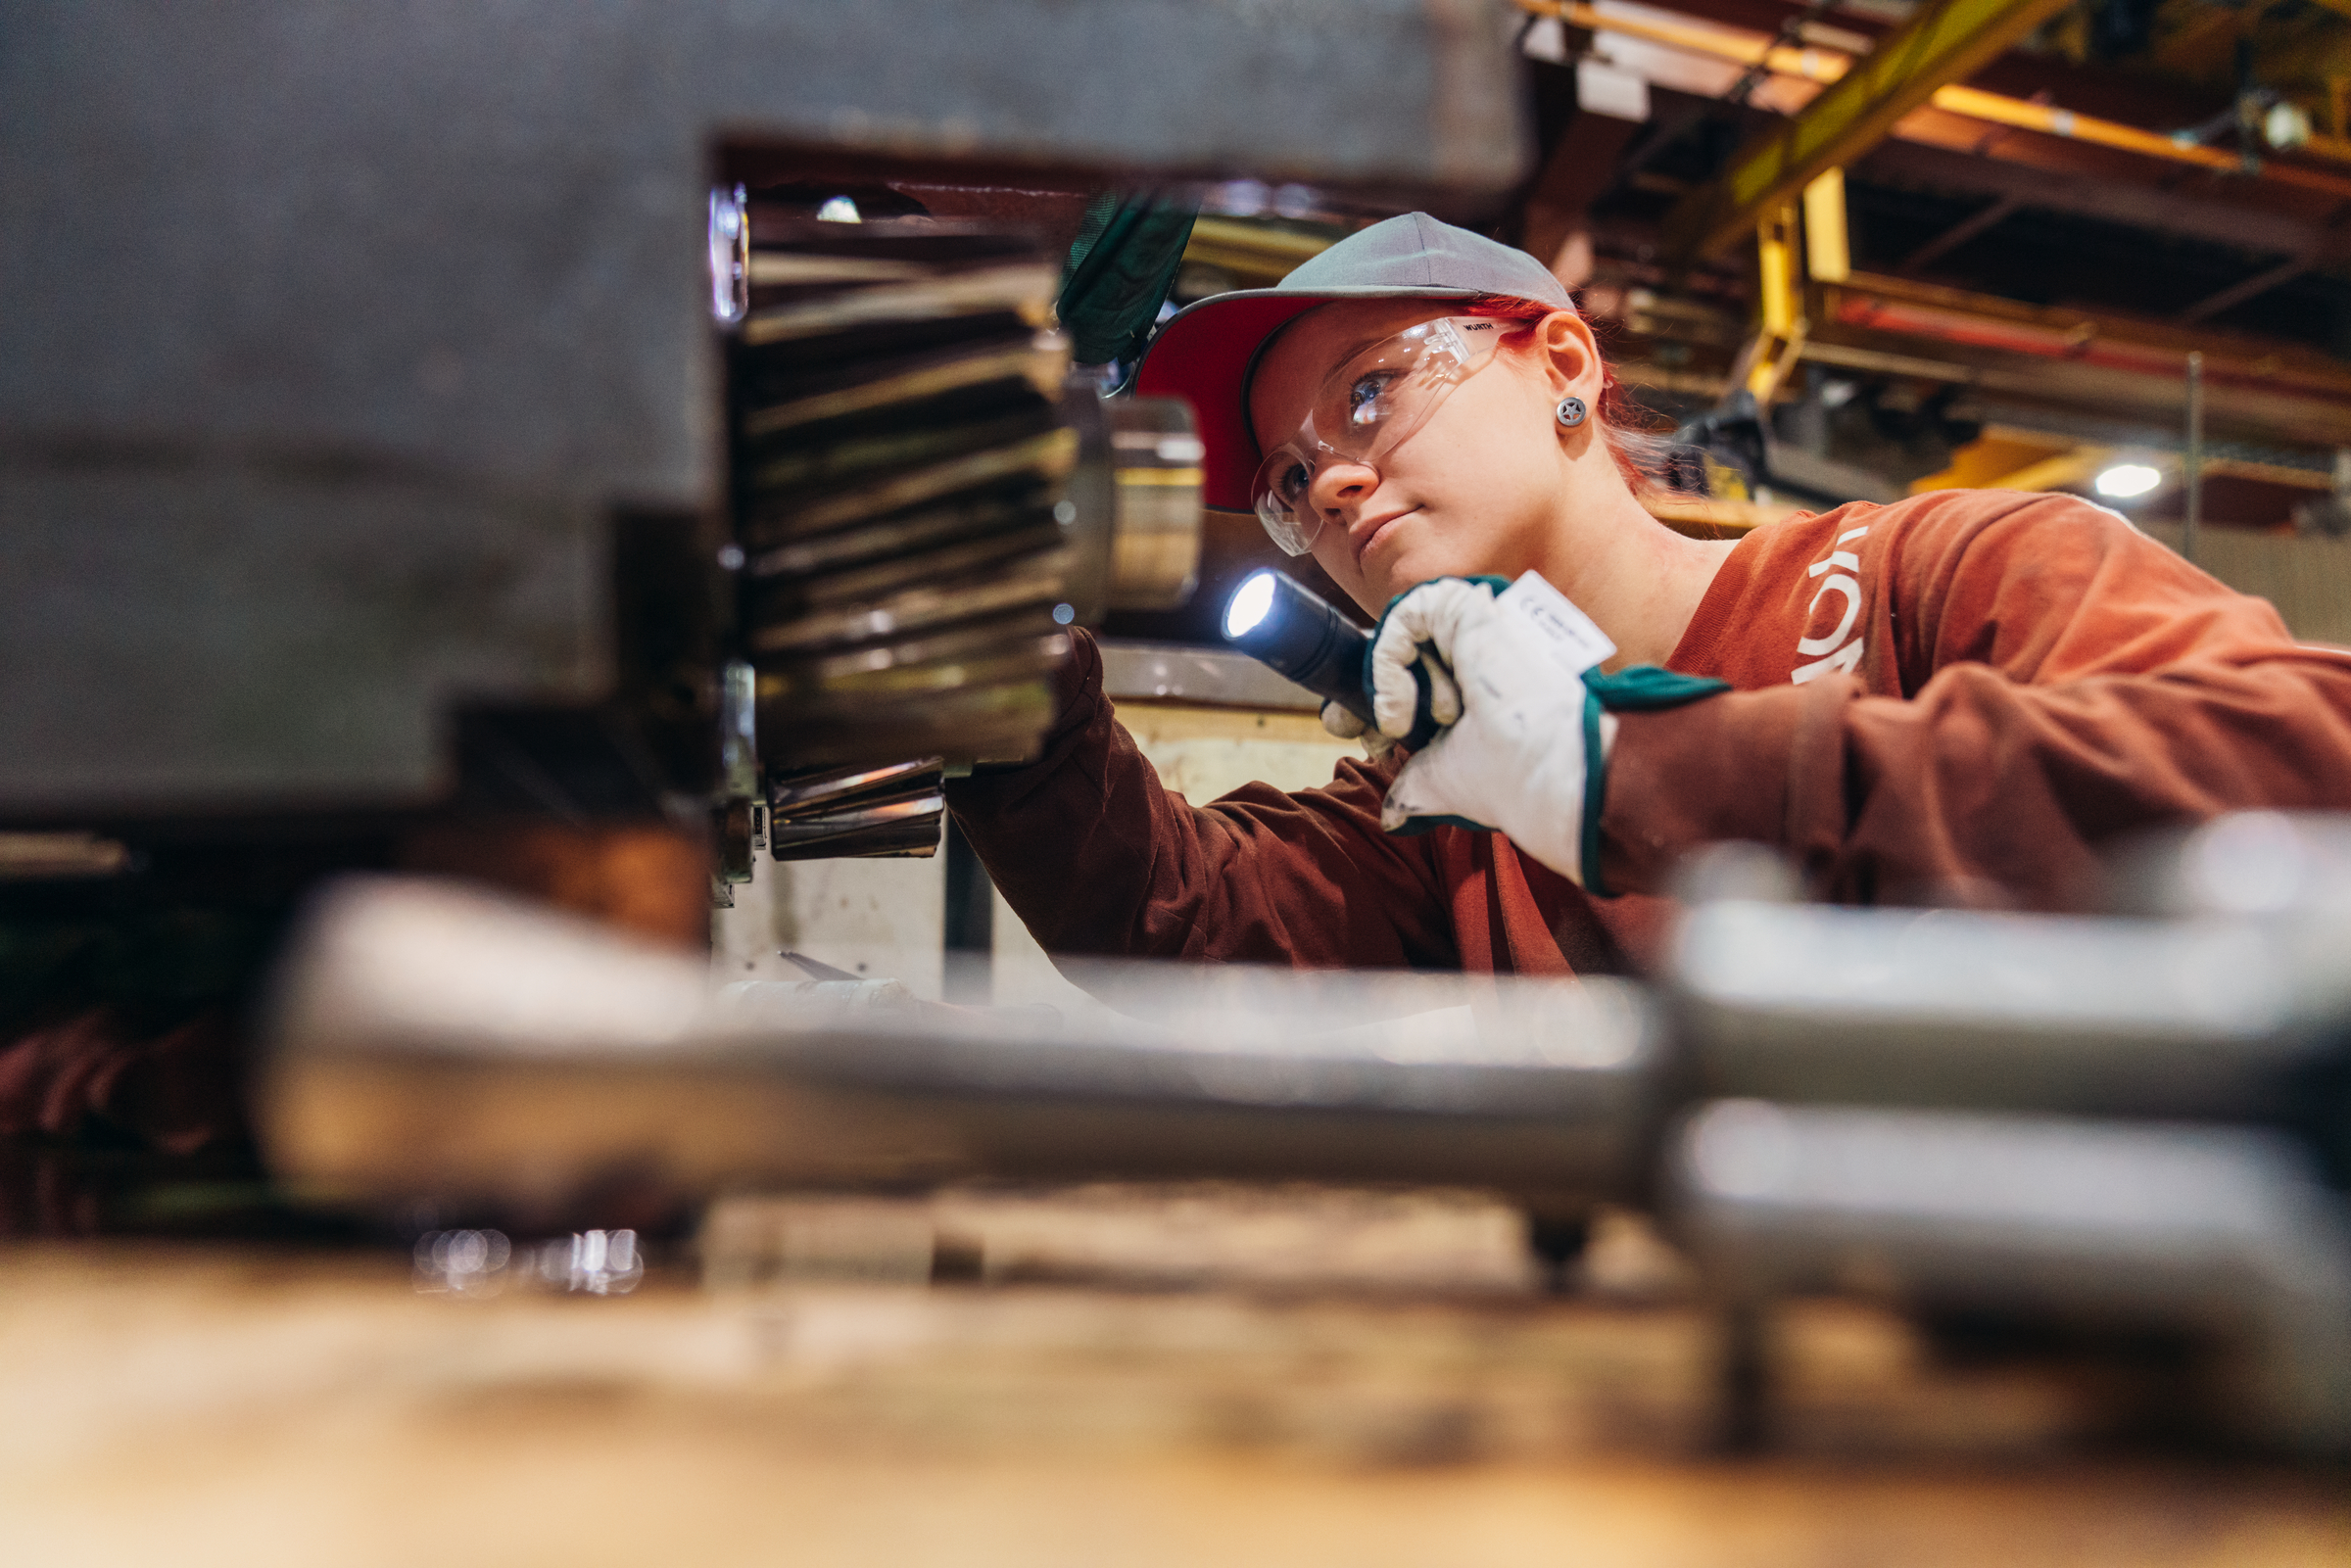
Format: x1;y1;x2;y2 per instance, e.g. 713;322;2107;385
1518;109;1650;270
1663;0;2080;261
1895;192;2021;276
2179;257;2319;325
1844;109;2326;260
2175;208;2351;325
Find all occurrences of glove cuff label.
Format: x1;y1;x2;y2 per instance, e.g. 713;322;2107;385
1498;570;1615;678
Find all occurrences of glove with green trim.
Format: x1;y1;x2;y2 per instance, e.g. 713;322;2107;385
1367;573;1728;893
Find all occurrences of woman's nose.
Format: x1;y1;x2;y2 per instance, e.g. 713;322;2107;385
1308;457;1377;515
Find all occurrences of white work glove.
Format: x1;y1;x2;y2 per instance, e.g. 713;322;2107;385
1368;575;1614;884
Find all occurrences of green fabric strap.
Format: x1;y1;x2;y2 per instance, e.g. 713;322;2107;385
1583;665;1732;712
1577;664;1729;898
1580;688;1611;897
1057;193;1200;373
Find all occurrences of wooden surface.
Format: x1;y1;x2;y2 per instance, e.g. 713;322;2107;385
4;1189;2345;1566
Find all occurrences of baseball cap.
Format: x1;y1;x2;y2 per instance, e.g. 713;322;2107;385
1131;212;1574;512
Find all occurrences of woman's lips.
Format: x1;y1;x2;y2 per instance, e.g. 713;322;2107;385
1352;507;1418;564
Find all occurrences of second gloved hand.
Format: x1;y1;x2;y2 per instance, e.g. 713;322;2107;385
1319;698;1395;759
1368;575;1613;885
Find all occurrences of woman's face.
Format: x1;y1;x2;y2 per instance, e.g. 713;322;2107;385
1246;299;1597;615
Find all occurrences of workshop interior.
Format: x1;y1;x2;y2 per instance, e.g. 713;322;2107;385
6;0;2351;1559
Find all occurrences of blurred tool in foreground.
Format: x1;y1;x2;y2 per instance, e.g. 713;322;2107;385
259;814;2351;1450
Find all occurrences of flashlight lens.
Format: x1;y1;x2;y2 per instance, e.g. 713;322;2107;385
1223;570;1277;641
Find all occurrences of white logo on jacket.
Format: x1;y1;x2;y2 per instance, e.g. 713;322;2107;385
1792;525;1870;685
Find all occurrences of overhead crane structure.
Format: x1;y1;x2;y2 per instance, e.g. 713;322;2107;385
1456;0;2351;544
1511;0;2351;366
1518;0;2351;211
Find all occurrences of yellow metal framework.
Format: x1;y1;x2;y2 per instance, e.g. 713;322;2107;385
1658;0;2088;259
1801;166;1849;283
1730;169;1847;404
1738;200;1808;402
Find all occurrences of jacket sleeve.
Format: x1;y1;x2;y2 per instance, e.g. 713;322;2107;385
944;630;1461;967
1600;495;2351;909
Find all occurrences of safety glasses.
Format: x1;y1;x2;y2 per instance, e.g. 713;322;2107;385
1250;316;1506;555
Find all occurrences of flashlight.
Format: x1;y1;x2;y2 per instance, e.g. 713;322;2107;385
1222;568;1374;725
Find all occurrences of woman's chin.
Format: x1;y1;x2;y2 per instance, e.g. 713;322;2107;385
1367;543;1471;602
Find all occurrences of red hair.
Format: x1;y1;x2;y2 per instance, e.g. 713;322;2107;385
1460;295;1683;498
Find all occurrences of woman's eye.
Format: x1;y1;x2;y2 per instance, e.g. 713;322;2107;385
1346;370;1401;425
1276;462;1312;502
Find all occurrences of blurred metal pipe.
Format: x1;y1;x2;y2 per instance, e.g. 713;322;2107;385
2185;350;2206;565
258;878;1664;1222
1670;896;2349;1123
1668;1100;2351;1450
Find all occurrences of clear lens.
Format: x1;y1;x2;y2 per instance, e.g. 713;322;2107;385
1252;448;1323;555
1253;491;1318;556
1309;319;1463;448
1246;317;1503;557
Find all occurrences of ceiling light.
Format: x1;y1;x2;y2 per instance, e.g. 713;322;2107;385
2093;463;2162;499
2265;101;2313;152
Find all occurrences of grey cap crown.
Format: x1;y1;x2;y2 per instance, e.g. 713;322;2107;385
1277;213;1573;306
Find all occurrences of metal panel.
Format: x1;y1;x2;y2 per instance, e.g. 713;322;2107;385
0;0;1528;815
0;467;606;810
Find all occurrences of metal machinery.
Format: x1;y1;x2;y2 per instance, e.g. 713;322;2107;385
0;0;1526;1099
0;0;1522;826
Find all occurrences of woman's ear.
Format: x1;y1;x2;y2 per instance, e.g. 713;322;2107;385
1535;309;1603;400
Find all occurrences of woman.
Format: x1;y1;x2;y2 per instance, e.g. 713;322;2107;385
948;213;2351;976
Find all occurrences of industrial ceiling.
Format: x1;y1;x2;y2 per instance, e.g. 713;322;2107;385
1176;0;2351;541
